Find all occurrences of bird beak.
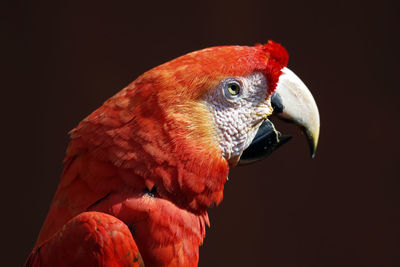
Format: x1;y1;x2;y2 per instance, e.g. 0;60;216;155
239;67;320;165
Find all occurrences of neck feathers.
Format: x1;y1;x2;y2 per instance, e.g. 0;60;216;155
66;79;229;214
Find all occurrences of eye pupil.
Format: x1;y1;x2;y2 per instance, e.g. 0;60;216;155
227;82;240;95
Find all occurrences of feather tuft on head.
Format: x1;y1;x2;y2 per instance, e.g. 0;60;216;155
255;40;289;94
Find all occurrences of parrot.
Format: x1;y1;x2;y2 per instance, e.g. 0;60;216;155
25;40;320;267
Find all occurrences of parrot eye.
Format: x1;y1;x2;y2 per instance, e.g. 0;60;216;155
225;81;241;96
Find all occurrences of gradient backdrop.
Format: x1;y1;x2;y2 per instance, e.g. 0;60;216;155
4;0;399;266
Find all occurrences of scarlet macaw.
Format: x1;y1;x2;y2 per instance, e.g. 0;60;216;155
26;41;320;266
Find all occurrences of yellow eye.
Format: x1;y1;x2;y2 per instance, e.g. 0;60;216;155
227;82;241;96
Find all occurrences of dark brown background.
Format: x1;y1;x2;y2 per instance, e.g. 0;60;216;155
4;0;399;266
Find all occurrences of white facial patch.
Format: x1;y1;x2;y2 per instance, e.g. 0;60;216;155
204;72;273;164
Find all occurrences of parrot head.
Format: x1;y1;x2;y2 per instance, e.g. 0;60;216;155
67;41;319;214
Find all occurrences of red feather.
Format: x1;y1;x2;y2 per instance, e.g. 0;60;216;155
26;212;144;267
27;41;289;266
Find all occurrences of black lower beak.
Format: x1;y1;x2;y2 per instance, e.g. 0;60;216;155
238;119;291;165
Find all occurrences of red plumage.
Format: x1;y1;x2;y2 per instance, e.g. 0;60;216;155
26;41;288;266
26;212;144;267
